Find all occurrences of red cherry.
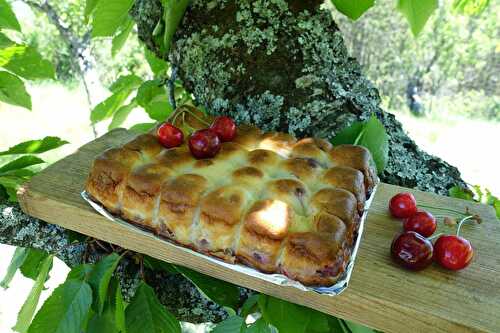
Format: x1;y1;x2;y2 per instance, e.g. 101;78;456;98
389;192;417;218
403;211;437;237
188;129;221;159
210;116;236;142
434;235;473;270
157;123;183;148
391;231;433;271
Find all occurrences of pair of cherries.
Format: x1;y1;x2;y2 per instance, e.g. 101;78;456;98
389;192;474;271
157;115;236;159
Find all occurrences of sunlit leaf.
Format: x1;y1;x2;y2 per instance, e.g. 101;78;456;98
91;0;136;37
112;18;135;57
331;0;374;20
0;32;15;48
13;255;53;333
0;45;55;80
0;137;68;156
397;0;438;36
0;156;44;175
0;71;31;110
452;0;490;15
109;100;137;130
0;0;21;31
129;122;156;134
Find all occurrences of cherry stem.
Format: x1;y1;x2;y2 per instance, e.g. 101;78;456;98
427;233;444;241
169;106;211;127
456;215;476;237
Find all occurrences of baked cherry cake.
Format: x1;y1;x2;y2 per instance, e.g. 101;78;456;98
85;107;377;286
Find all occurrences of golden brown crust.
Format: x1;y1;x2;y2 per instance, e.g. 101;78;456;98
85;111;378;287
322;166;366;211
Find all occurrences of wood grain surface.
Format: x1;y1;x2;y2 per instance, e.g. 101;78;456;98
18;129;500;333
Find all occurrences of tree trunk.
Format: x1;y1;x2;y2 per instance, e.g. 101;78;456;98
132;0;465;194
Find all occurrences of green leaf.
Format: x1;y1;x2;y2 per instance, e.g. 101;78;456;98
342;320;376;333
174;265;240;310
144;48;169;76
84;0;100;22
240;294;259;318
110;74;143;93
88;253;121;314
0;0;21;31
0;137;68;156
129;122;156;134
0;71;31;110
13;255;53;333
397;0;438;36
493;199;500;220
1;247;28;289
136;80;173;121
258;295;311;333
114;279;126;333
108;100;137;130
112;18;135;57
357;115;389;173
91;0;136;37
91;89;133;124
145;101;173;122
244;318;271;333
212;316;245;333
20;248;50;281
136;80;166;107
67;264;94;281
125;282;181;333
330;121;365;146
87;278;123;333
305;310;330;333
452;0;490;15
0;156;44;175
160;0;190;54
0;45;55;80
0;175;26;201
331;115;388;173
0;32;15;48
331;0;375;20
449;185;474;201
27;279;93;333
91;75;142;124
143;255;177;274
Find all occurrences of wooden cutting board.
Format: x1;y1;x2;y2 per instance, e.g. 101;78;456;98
18;129;500;333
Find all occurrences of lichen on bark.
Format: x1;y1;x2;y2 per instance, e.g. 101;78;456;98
131;0;465;195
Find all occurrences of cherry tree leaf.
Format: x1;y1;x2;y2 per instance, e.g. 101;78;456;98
27;279;92;333
331;0;375;20
125;282;181;333
397;0;438;36
0;0;21;31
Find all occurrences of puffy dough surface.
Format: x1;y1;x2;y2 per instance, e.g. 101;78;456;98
85;108;377;286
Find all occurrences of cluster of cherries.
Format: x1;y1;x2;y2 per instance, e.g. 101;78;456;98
157;114;236;159
389;192;477;271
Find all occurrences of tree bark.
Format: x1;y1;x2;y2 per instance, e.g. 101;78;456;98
131;0;465;194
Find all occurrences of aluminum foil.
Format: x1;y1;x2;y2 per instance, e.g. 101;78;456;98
81;185;377;296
